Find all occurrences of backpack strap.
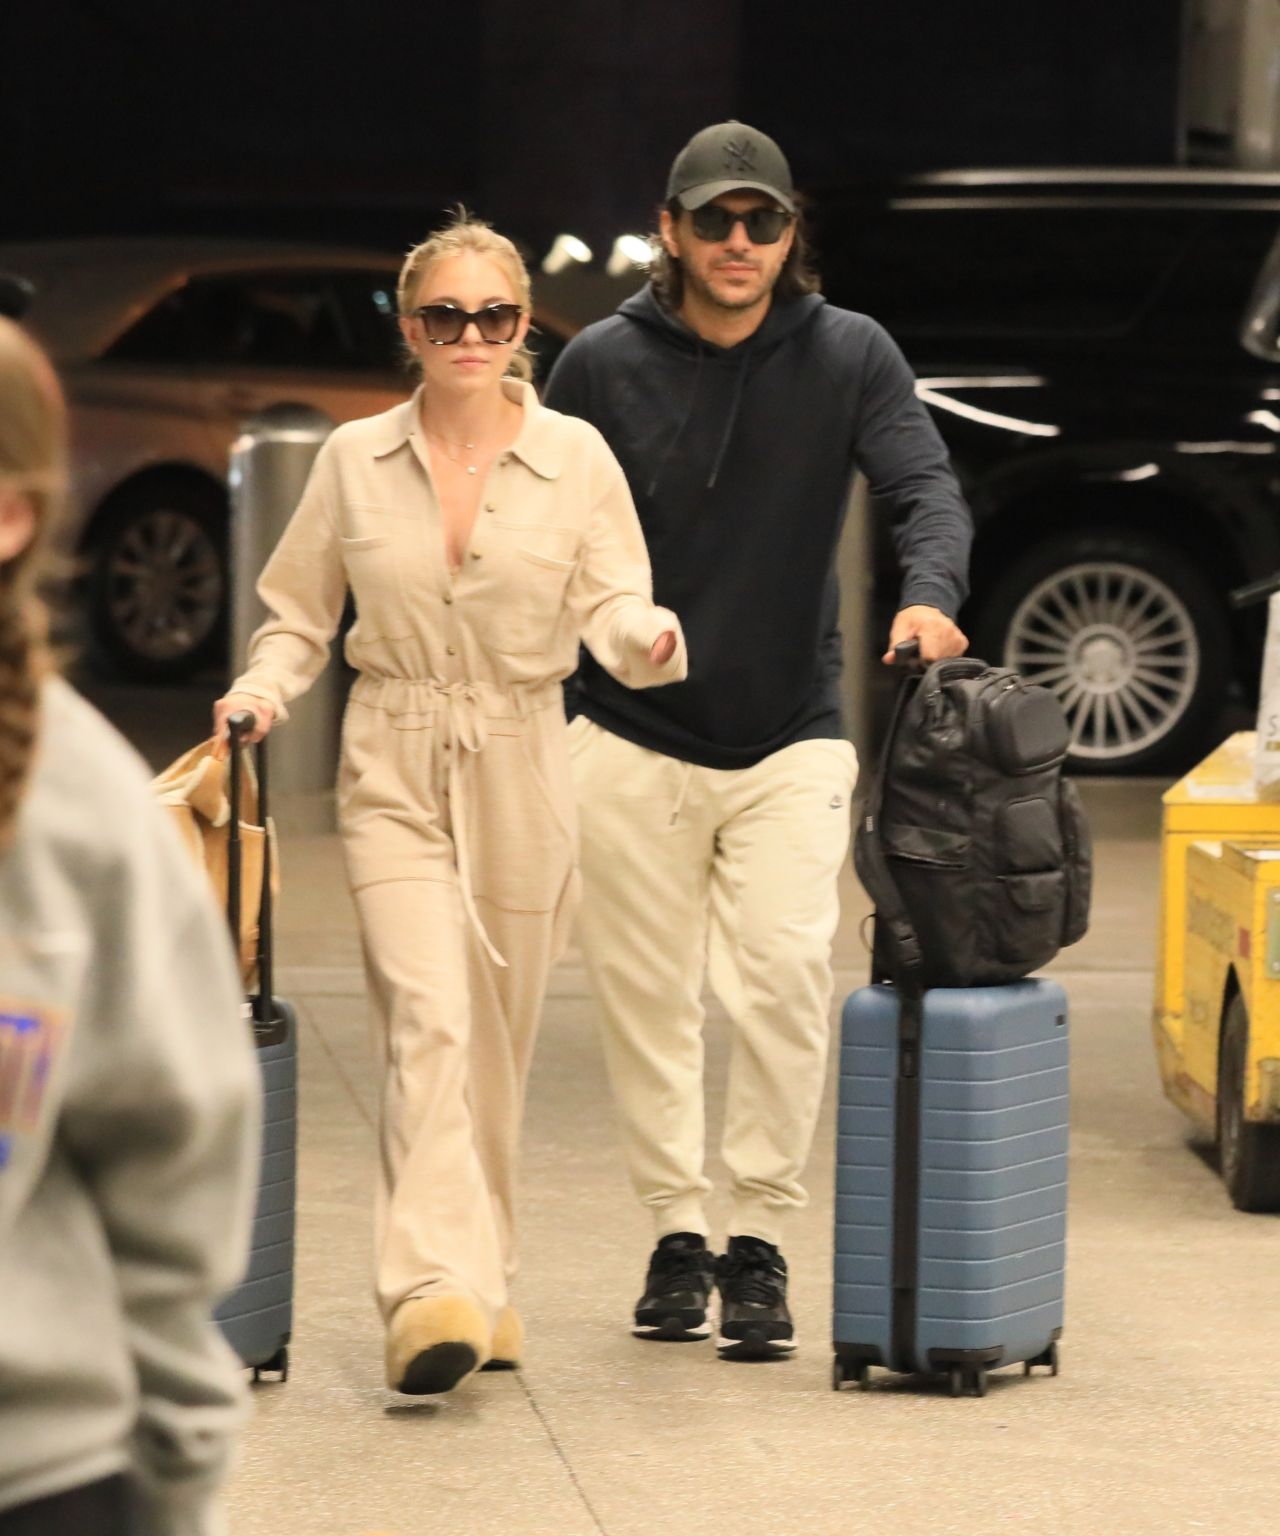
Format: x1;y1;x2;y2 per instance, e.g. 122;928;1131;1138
854;647;927;1002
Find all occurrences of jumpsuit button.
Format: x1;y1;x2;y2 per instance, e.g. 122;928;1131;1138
443;593;453;605
471;550;482;560
446;645;457;656
484;503;496;513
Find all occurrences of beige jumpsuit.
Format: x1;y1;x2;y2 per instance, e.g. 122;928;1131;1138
229;380;686;1329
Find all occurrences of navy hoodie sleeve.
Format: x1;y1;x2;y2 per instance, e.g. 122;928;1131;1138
543;334;594;422
852;320;973;619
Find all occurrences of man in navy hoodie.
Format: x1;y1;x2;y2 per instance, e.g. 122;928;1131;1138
544;121;971;1360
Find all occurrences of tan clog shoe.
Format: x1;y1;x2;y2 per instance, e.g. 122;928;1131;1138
385;1294;490;1395
482;1305;523;1371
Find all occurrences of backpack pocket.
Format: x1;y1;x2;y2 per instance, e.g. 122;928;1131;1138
1059;778;1092;947
995;870;1066;967
882;825;977;984
882;824;969;868
983;682;1070;774
994;796;1061;872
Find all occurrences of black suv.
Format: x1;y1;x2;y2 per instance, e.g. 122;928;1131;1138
814;169;1280;773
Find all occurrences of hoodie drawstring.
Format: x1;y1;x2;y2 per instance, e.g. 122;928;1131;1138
647;342;705;498
706;350;750;491
669;760;695;827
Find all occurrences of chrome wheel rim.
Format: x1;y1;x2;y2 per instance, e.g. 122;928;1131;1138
105;508;223;663
1004;561;1199;763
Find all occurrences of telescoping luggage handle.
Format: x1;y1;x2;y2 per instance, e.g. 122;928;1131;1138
858;639;927;1372
226;711;284;1046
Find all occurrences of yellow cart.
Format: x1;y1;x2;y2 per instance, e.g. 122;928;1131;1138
1155;732;1280;1208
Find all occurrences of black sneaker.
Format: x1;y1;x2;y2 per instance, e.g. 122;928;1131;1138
632;1233;716;1341
715;1236;796;1359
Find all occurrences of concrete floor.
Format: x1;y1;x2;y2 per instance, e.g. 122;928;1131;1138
97;680;1279;1536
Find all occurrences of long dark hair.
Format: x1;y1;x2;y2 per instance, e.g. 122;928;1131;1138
648;197;821;313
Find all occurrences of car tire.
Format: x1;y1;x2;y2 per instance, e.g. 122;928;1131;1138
970;530;1231;775
86;481;227;682
1217;993;1280;1213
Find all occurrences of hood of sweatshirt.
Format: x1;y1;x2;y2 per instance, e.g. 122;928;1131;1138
616;285;826;494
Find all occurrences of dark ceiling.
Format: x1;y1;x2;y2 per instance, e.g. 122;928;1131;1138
0;0;1183;258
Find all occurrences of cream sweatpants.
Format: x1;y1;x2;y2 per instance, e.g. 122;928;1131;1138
568;718;858;1246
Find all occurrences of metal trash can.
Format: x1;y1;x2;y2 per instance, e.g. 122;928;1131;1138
229;404;339;834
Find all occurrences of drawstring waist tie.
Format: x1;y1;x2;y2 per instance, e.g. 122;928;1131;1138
349;674;563;968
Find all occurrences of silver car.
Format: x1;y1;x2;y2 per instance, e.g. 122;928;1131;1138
3;239;574;679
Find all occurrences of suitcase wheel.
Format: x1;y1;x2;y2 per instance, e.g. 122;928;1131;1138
1023;1341;1060;1379
832;1356;871;1392
252;1345;289;1384
947;1365;988;1398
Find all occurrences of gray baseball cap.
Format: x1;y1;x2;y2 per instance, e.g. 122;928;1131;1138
666;121;795;214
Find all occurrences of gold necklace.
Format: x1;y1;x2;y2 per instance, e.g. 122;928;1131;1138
424;425;497;477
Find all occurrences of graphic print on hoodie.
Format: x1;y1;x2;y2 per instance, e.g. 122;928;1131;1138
544;286;973;770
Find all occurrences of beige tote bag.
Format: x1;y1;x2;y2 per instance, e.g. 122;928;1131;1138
151;737;280;991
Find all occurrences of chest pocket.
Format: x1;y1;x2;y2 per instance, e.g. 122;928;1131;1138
340;526;416;643
486;541;579;656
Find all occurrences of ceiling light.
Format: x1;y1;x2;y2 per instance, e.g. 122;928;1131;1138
542;233;593;274
607;235;652;276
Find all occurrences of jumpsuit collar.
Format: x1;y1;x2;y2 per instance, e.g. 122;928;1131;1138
368;380;563;480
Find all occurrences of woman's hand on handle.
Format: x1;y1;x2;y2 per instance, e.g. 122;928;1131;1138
212;693;276;751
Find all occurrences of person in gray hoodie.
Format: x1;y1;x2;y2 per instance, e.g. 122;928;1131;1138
545;121;972;1359
0;317;260;1535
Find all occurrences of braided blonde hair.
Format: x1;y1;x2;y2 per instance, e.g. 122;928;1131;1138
397;209;535;384
0;318;62;844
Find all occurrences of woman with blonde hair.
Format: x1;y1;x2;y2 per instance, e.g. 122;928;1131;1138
215;212;686;1397
0;321;259;1532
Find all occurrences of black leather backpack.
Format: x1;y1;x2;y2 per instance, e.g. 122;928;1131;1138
854;646;1092;990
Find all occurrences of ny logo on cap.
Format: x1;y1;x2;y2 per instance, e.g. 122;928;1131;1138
723;138;758;174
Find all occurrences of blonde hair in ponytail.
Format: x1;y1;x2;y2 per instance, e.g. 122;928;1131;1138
0;318;64;844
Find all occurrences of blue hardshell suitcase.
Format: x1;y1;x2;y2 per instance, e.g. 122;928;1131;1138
832;978;1068;1397
214;1007;296;1378
213;714;296;1382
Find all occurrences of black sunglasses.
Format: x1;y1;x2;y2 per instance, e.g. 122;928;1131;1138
413;302;523;346
689;206;792;245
